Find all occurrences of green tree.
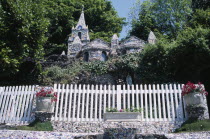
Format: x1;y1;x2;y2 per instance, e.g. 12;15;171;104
129;0;192;40
0;0;49;81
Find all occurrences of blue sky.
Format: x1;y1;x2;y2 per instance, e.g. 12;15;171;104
109;0;137;40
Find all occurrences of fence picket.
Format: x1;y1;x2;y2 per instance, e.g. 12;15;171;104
108;85;111;109
174;84;179;119
99;85;102;121
136;85;139;109
153;84;157;121
90;85;94;121
81;85;86;121
178;84;184;121
148;84;153;120
169;84;175;121
132;85;135;107
68;84;73;122
140;85;144;121
123;85;126;110
86;85;90;121
161;84;166;121
144;84;148;121
165;85;171;121
157;84;162;120
103;85;107;115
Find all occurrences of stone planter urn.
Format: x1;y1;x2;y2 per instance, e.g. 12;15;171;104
36;97;54;113
104;112;141;121
184;92;205;107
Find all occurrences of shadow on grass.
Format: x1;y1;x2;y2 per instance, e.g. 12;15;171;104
9;119;53;131
174;119;210;133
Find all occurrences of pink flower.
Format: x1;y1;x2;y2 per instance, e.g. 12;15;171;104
119;109;124;112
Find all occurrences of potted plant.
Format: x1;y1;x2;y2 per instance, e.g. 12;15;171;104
104;107;142;121
35;87;57;113
182;81;208;106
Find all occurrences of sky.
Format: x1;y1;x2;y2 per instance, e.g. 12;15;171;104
109;0;137;40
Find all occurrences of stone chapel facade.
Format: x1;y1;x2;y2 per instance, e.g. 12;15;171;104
67;10;156;62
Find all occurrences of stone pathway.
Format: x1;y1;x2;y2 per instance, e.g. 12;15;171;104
0;130;210;139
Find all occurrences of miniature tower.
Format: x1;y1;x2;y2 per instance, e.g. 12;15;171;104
148;31;157;44
68;7;90;57
111;34;119;49
110;34;119;56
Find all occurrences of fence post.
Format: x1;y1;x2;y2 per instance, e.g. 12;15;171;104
117;85;121;110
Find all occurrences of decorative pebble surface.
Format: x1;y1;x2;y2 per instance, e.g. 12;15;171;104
0;130;102;139
52;121;183;134
0;130;210;139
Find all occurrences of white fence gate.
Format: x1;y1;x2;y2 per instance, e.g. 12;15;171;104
0;84;187;124
52;84;187;122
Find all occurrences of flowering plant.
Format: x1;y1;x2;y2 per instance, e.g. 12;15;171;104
35;87;57;102
182;81;208;96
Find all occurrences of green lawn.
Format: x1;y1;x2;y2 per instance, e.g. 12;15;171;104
174;119;210;133
9;119;53;131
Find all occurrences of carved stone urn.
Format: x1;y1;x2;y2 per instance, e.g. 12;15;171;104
36;97;54;113
184;92;204;106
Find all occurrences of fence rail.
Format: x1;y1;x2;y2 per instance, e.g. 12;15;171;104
0;84;187;124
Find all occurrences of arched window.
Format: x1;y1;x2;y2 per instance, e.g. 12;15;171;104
101;51;108;61
84;52;89;62
78;32;82;39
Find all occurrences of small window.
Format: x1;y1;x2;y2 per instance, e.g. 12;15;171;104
84;52;89;62
101;51;108;61
78;32;82;39
78;25;82;30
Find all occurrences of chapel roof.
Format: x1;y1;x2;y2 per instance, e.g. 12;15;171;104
82;39;110;51
120;36;145;48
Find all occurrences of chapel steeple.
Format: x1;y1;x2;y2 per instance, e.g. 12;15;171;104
75;6;88;30
68;6;90;57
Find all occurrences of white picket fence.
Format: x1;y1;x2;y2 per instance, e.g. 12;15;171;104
0;86;35;124
0;84;187;124
52;84;187;122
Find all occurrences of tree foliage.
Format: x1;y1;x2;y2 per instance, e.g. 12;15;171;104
0;0;49;78
129;0;192;40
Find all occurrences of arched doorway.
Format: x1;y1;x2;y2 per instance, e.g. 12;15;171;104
78;32;82;39
83;52;89;62
101;51;108;61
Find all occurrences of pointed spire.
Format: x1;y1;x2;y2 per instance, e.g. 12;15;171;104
148;31;157;44
112;34;119;40
61;51;66;55
72;36;82;44
75;6;87;29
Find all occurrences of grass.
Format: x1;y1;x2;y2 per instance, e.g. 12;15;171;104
174;119;210;133
9;119;53;131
